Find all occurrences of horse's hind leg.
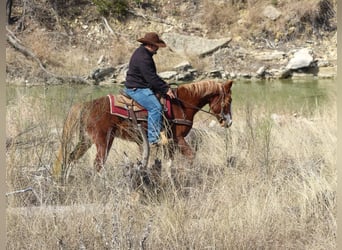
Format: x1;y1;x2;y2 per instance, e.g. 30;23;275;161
53;132;91;180
68;137;92;164
60;132;92;181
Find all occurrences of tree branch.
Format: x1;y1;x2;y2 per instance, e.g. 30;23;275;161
6;27;90;84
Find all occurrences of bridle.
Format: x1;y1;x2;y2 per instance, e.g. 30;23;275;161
174;85;232;126
209;85;232;125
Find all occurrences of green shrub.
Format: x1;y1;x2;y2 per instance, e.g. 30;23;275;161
91;0;129;18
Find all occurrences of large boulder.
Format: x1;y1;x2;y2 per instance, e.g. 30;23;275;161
162;32;232;57
285;48;314;70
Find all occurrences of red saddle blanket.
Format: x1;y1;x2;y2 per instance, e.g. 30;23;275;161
107;94;173;120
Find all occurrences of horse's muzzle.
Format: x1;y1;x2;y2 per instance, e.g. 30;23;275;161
220;103;232;128
219;114;232;128
221;119;232;128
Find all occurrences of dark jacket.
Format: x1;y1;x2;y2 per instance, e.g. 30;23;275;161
125;45;169;95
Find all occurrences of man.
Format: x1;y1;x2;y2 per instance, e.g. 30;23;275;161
124;32;175;146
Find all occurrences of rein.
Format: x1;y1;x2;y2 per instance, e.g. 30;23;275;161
173;85;226;124
175;97;214;116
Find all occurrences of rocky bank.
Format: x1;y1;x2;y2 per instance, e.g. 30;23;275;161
109;32;337;85
6;0;337;85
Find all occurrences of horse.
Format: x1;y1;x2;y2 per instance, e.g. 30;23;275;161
52;80;233;180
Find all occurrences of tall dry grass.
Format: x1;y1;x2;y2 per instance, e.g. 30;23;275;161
6;90;336;249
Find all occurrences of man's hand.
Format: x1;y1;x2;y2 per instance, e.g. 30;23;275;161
166;88;175;99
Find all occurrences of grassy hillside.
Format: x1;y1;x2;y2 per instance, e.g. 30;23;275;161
6;0;337;84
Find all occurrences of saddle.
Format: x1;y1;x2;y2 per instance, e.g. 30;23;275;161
107;93;173;121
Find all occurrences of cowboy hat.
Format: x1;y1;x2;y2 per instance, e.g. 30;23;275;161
137;32;166;48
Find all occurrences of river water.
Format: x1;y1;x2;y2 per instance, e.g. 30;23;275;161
6;78;336;119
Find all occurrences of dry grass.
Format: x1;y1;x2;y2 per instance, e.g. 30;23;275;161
200;0;337;41
6;87;336;249
6;26;135;82
199;1;239;34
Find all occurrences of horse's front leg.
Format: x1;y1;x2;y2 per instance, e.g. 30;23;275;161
93;129;115;172
176;136;194;161
94;144;106;172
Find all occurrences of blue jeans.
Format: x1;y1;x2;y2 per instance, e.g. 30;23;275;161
124;88;163;143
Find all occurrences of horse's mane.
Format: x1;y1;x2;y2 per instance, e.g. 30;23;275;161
179;80;222;97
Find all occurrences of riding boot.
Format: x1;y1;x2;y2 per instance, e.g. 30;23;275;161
159;130;168;145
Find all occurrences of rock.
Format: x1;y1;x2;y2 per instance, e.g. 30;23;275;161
254;50;285;61
278;68;292;79
208;69;222;78
263;5;281;20
173;61;192;71
162;32;232;57
158;71;178;80
176;72;194;81
256;66;266;77
91;67;115;83
229;72;237;79
285;48;314;70
239;73;252;79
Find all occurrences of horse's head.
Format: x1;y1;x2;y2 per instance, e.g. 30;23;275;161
209;80;233;128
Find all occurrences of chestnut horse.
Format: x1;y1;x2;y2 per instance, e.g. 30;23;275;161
52;80;233;179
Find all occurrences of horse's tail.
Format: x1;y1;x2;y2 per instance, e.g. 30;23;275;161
52;102;84;180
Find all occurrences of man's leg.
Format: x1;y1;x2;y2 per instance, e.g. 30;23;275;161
125;88;162;143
